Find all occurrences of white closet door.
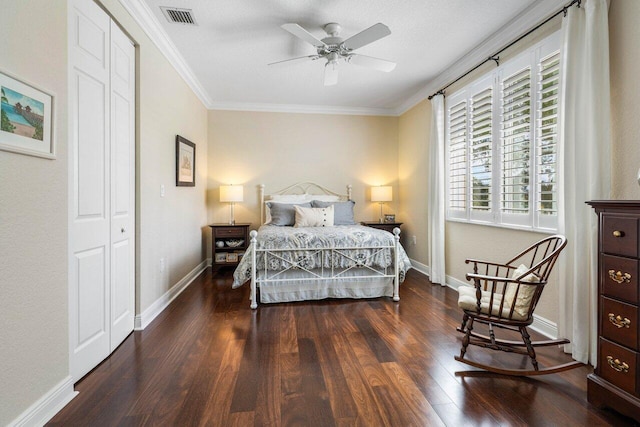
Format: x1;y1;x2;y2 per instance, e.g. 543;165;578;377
69;0;111;381
109;20;135;352
69;0;136;381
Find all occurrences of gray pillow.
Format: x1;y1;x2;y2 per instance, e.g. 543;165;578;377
311;200;356;225
267;202;311;226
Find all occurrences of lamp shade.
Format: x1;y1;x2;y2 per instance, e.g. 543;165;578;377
371;186;392;202
220;185;244;202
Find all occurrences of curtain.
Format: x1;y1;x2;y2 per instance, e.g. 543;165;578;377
428;95;446;286
558;0;611;364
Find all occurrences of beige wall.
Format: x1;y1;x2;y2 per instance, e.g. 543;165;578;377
0;0;209;424
610;0;640;199
207;110;399;250
398;99;431;261
0;2;69;423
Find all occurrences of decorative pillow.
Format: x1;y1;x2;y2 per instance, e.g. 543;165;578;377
294;205;334;227
266;202;311;226
504;264;540;318
311;200;356;225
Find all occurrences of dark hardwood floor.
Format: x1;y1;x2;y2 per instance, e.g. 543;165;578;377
49;268;637;426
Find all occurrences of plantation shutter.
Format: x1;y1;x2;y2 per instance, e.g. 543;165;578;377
470;85;493;219
447;98;468;218
501;65;532;225
536;51;560;229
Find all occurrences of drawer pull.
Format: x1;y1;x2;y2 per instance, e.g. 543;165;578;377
608;270;632;284
613;230;624;238
608;313;632;328
606;355;630;373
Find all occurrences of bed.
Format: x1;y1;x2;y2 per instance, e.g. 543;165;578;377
232;182;412;309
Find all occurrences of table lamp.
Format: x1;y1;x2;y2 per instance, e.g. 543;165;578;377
220;185;243;225
371;186;392;223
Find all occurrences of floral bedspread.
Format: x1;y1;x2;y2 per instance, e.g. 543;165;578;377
232;224;412;288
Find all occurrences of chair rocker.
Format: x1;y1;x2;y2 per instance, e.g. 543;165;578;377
455;234;583;376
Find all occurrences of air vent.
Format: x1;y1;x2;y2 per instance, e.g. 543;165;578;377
160;7;197;25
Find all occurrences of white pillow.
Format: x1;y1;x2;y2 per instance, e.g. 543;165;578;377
504;264;540;318
294;205;334;227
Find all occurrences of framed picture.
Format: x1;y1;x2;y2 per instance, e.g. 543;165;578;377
0;69;55;159
176;135;195;186
214;253;227;263
384;214;396;223
226;253;238;263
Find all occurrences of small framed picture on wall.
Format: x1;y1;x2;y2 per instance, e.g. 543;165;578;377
176;135;195;186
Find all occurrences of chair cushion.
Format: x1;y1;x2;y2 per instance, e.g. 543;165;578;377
457;286;521;319
504;264;539;319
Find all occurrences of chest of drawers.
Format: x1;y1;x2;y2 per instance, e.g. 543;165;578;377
587;201;640;421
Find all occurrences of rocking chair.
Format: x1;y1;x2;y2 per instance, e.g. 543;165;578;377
455;234;583;376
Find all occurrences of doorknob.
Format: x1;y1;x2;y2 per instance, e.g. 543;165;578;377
121;227;126;233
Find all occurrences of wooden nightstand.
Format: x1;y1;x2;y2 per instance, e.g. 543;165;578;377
210;223;250;271
361;221;403;234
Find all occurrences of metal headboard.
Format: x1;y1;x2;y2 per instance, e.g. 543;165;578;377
259;182;353;225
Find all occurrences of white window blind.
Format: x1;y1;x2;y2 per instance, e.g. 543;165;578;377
501;67;531;217
445;31;561;231
448;99;467;215
470;87;493;214
536;51;560;228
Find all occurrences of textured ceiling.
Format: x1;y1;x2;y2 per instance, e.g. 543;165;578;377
138;0;545;114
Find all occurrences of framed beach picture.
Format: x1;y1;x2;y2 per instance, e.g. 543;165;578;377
0;70;55;159
176;135;195;186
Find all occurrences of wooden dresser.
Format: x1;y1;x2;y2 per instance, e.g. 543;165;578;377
587;200;640;421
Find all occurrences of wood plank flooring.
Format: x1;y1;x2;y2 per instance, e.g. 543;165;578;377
49;268;637;426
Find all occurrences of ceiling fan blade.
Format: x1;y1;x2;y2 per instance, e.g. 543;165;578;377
342;23;391;51
268;55;320;66
348;54;396;72
281;23;326;48
324;62;339;86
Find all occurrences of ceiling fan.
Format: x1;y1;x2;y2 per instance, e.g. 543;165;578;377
269;22;396;86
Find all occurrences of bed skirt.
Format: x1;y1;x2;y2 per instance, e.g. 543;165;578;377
256;268;393;303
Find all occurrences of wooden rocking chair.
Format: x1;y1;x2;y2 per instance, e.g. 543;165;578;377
455;234;583;376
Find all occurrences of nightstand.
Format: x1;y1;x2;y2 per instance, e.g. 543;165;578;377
210;223;250;271
361;221;403;234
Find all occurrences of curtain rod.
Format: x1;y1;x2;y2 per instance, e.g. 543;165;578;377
427;0;581;100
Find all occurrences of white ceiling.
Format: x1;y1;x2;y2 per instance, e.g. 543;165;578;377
126;0;562;115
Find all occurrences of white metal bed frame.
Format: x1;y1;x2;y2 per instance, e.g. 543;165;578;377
248;182;401;309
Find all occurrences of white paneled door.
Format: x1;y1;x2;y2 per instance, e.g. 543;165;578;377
69;0;135;382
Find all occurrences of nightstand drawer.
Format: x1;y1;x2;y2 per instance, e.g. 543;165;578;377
602;297;638;350
214;227;245;238
602;254;638;303
603;214;639;258
600;337;638;395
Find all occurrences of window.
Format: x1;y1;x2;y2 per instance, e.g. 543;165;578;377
446;32;560;231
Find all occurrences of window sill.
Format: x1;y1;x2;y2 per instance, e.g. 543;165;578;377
446;217;557;234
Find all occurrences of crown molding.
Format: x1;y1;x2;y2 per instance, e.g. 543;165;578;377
395;0;564;115
118;0;213;108
208;101;398;117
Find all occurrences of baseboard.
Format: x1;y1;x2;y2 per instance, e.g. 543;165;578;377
409;259;558;339
134;259;208;330
408;258;430;277
8;376;77;427
529;314;559;339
